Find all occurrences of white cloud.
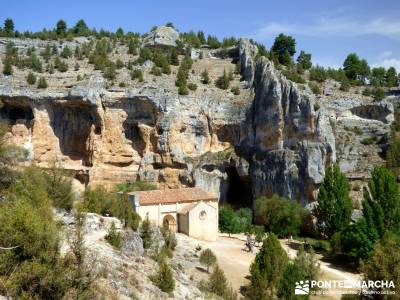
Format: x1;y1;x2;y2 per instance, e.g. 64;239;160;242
255;17;400;40
374;58;400;71
377;51;393;60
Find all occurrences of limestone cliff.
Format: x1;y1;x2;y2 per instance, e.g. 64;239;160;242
0;37;394;206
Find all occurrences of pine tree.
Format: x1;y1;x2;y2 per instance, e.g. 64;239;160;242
246;233;288;299
215;70;230;89
314;164;352;238
151;262;175;293
169;48;179;66
56;20;67;37
140;217;153;249
26;72;37;85
385;67;398;87
208;264;228;297
37;77;48;89
365;166;400;234
105;222;122;249
277;263;305;300
199;248;217;273
4;18;14;36
201;70;210;84
2;58;13;75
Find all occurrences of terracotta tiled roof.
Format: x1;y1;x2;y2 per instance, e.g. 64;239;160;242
129;187;218;206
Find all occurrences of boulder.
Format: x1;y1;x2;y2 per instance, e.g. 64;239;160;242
142;26;179;48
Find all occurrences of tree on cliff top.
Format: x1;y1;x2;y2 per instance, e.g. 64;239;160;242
271;33;296;65
314;164;352;238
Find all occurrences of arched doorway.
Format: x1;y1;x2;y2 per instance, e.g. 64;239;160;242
162;214;177;232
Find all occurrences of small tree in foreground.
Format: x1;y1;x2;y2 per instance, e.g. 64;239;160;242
140;217;153;249
150;261;175;293
105;222;122;249
37;77;48;89
26;72;37;85
314;164;352;238
361;234;400;297
199;248;217;273
246;233;288;299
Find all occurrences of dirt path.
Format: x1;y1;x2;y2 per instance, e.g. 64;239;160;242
184;233;361;299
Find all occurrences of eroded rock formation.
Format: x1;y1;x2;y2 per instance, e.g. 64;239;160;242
0;38;394;206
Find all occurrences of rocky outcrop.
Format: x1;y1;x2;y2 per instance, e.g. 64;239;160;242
239;57;336;203
238;38;258;88
142;26;180;48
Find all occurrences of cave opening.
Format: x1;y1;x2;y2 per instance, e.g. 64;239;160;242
50;104;99;166
225;166;253;209
0;103;34;125
121;99;157;156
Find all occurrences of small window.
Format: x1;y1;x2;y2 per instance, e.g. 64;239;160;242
199;210;207;220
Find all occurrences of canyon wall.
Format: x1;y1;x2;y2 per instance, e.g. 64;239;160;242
0;38;394;205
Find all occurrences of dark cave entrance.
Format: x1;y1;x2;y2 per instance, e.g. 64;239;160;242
50;104;100;167
0;103;34;125
225;166;253;208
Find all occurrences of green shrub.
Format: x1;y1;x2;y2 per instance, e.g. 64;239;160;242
151;65;162;76
37;77;48;89
60;46;72;58
131;69;143;82
362;87;372;96
114;58;123;69
54;57;68;72
2;58;13;75
309;65;327;82
372;87;385;101
178;85;189;95
26;72;37;85
309;82;321;95
230;86;240;95
188;82;197;91
201;70;210;84
105;222;122;249
215;70;230;89
340;80;351;92
361;136;377;145
104;62;117;80
81;187;141;230
283;68;306;84
150;262;175;293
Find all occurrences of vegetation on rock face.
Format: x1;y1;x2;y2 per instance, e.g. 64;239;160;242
81;186;141;230
140;216;153;249
105;222;122;249
215;69;231;89
150;261;175;293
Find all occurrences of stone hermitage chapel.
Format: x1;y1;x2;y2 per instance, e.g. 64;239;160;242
127;188;219;241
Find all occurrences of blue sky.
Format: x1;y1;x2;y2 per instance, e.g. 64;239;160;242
2;0;400;70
